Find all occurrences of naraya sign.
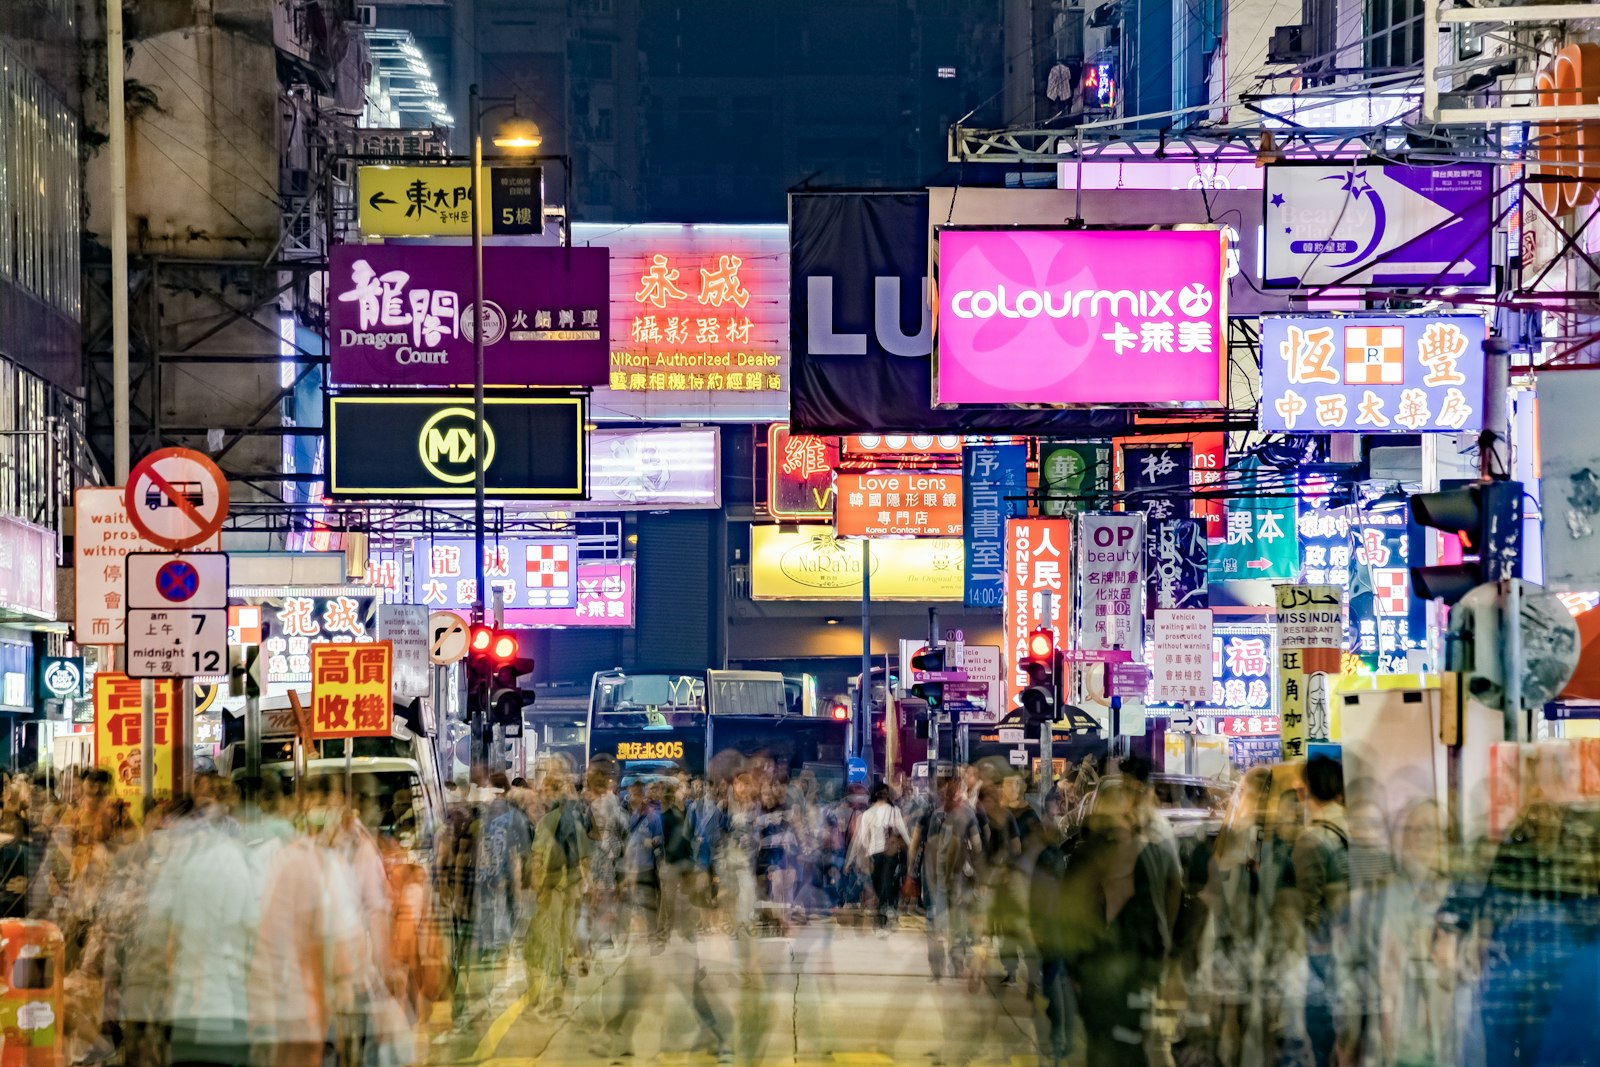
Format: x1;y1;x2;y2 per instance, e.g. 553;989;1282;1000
329;244;609;388
935;227;1228;406
749;527;964;601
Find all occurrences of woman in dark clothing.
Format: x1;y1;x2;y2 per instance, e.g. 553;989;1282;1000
0;811;33;917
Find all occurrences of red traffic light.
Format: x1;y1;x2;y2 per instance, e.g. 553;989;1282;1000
830;702;850;721
1027;627;1055;662
491;632;518;662
469;624;494;653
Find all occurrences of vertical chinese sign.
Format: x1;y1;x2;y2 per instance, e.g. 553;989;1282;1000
1119;442;1191;524
964;444;1027;608
94;673;181;805
1077;513;1146;652
311;642;394;739
1274;583;1343;759
1003;519;1072;710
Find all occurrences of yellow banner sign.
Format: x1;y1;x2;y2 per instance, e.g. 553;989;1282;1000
750;526;964;601
94;673;181;803
357;166;542;237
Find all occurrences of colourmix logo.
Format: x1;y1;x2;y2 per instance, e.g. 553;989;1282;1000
935;227;1228;406
948;284;1213;322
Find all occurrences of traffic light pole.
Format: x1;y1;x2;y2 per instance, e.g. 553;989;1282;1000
1039;592;1054;802
1483;338;1526;743
859;538;873;779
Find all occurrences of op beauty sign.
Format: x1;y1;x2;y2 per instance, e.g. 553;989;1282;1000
934;228;1228;406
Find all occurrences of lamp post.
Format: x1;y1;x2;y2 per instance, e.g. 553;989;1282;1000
467;85;542;767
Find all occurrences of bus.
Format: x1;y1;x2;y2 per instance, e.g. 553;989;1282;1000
586;668;848;786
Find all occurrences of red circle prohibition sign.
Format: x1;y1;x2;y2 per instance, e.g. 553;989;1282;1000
124;447;230;550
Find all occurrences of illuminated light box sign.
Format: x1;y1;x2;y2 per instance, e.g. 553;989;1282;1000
1263;163;1495;289
327;393;586;499
357;165;542;238
414;538;579;611
328;243;609;387
834;471;962;537
575;223;789;422
230;591;380;685
1259;315;1486;433
588;427;720;509
1003;519;1072;709
749;527;964;601
934;227;1228;406
432;560;636;629
768;424;839;520
1145;623;1278;716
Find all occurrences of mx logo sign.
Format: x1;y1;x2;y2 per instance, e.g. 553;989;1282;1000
419;407;496;484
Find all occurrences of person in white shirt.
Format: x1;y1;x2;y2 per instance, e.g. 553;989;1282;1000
849;784;911;936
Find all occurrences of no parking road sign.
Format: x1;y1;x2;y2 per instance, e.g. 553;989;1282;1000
126;551;229;680
125;447;230;551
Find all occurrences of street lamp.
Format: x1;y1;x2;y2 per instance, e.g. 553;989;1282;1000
468;85;540;770
467;85;541;633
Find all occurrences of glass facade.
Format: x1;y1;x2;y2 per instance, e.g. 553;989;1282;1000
0;42;80;320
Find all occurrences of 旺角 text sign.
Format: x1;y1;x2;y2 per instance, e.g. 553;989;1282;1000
1261;315;1485;433
310;641;394;739
834;471;962;538
329;244;608;388
935;227;1228;406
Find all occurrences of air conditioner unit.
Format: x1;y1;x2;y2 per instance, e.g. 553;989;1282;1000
1267;24;1310;63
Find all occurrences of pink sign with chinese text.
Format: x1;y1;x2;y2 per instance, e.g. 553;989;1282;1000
441;562;636;629
935;228;1228;405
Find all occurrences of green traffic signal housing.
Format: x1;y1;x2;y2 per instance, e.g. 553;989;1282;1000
1410;480;1523;606
910;645;946;714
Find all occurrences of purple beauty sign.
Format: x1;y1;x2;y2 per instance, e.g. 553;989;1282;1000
935;228;1228;406
1259;314;1487;433
330;243;610;387
1263;164;1494;289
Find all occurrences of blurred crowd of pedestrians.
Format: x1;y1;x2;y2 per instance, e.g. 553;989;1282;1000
12;751;1600;1067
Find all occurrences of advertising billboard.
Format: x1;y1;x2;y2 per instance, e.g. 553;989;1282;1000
327;393;586;499
935;227;1229;406
1259;315;1486;433
588;427;720;509
1540;369;1600;592
413;538;580;612
748;527;964;601
575;222;789;422
1263;163;1495;288
788;192;1133;435
329;244;609;387
834;472;962;537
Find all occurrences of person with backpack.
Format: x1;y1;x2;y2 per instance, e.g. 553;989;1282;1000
1280;755;1353;1067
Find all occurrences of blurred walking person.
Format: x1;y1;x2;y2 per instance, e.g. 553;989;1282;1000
849;783;910;936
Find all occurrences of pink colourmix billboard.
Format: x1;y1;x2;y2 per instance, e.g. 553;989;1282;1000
934;228;1228;406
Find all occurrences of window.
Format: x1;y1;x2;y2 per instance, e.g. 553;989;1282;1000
0;45;80;320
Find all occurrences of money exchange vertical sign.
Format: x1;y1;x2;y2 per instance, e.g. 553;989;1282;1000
965;444;1027;607
1004;520;1072;710
1077;513;1146;652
